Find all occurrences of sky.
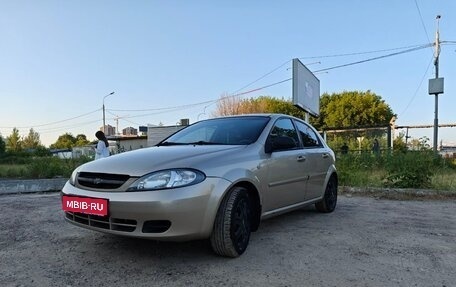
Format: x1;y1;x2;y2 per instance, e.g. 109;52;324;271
1;0;455;147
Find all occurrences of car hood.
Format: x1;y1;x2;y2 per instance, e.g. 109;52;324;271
78;145;248;177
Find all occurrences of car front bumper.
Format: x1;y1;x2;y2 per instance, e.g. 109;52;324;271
61;177;232;241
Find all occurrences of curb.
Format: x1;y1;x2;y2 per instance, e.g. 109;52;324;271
0;178;68;195
341;186;456;200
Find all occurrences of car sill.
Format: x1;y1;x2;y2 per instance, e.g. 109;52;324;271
261;197;323;220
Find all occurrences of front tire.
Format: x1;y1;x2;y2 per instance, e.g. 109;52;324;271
315;175;338;213
210;186;251;257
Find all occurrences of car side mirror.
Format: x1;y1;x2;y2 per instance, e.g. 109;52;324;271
265;136;297;153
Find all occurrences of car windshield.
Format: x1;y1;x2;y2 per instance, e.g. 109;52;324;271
158;116;270;146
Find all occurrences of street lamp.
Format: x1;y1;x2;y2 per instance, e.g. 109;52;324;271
103;92;115;134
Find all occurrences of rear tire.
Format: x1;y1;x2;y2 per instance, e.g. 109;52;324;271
315;175;338;213
210;186;251;257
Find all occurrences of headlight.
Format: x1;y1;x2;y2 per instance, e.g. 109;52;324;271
68;168;80;186
127;169;205;191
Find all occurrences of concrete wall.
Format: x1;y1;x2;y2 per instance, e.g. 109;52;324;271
0;178;68;195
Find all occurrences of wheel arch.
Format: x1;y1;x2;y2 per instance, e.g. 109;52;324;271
234;181;261;232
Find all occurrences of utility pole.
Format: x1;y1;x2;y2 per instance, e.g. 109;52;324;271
103;92;115;135
433;15;440;153
429;15;444;154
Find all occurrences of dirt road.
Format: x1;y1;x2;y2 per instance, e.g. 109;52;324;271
0;193;454;287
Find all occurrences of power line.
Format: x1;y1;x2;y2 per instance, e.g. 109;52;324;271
230;59;292;94
313;44;432;73
106;110;142;126
228;78;292;98
107;100;215;112
36;119;102;134
230;44;434;98
0;108;101;129
298;44;427;60
227;45;427;98
2;43;443;138
108;43;436;118
107;104;206;121
399;55;434;117
414;0;432;45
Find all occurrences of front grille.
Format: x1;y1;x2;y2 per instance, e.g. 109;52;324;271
77;172;130;189
65;212;137;232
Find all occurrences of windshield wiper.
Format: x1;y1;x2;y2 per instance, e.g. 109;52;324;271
156;141;187;146
157;141;220;146
188;141;220;145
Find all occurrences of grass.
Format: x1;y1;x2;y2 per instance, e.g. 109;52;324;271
336;151;456;192
0;164;28;179
431;170;456;191
0;156;91;179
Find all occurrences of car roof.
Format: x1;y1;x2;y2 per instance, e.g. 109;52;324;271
209;113;298;120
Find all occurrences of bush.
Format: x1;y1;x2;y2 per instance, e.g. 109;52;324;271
27;156;91;179
336;150;456;190
336;152;385;186
383;151;435;188
0;156;91;179
0;164;27;179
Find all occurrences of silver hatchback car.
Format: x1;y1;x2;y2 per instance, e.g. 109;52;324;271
62;114;338;257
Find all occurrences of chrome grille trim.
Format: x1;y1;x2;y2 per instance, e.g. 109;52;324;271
77;172;130;189
65;212;137;232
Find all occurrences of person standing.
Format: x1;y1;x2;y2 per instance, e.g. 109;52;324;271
341;142;349;155
372;138;380;154
95;131;110;160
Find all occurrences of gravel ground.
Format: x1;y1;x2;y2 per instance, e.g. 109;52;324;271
0;193;454;287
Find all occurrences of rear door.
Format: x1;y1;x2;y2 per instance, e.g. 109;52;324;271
294;120;331;200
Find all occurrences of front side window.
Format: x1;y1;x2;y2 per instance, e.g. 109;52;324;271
267;118;299;150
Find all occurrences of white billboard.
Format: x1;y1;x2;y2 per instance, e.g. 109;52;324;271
292;58;320;117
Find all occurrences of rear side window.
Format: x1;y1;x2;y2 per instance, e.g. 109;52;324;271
295;121;322;148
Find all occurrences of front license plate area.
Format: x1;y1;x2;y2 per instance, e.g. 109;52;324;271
62;195;109;217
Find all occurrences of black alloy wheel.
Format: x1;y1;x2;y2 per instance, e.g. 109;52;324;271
210;186;252;257
316;175;338;213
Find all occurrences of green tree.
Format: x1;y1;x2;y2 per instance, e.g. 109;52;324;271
393;132;408;152
6;128;22;152
0;134;5;155
245;96;307;118
22;128;42;149
50;133;77;149
212;95;306;118
213;91;394;130
409;136;431;151
312;90;395;130
75;134;90;147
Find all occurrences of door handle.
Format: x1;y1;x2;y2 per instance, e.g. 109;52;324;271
297;155;306;162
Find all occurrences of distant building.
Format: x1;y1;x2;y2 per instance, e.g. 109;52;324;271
138;126;148;136
50;148;73;159
147;119;190;147
440;145;456;159
72;146;95;158
100;125;116;136
122;127;138;136
112;136;147;153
